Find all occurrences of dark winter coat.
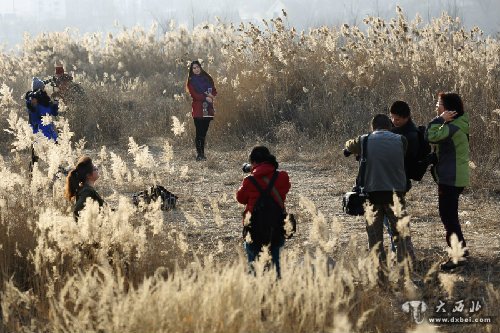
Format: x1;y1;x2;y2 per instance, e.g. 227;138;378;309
74;184;104;219
391;118;419;186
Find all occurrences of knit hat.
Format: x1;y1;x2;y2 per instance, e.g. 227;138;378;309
32;77;45;91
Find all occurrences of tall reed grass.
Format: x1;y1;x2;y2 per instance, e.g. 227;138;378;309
1;8;499;332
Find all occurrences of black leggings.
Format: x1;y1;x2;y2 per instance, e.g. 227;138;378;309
438;184;466;248
194;118;212;152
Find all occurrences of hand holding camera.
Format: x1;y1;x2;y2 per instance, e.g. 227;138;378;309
343;149;360;161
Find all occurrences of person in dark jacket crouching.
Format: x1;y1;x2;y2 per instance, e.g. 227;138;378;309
236;146;291;278
64;156;104;220
345;114;413;283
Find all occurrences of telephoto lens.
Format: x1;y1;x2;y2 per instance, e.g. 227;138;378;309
242;163;252;173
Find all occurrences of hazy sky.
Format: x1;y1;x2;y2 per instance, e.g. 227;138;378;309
1;0;499;48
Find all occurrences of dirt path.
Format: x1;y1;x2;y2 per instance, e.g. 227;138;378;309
125;143;499;284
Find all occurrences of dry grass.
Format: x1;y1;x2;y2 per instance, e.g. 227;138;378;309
1;8;499;333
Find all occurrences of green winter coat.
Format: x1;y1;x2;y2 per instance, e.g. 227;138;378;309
426;113;470;187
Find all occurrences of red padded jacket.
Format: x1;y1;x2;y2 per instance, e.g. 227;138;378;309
236;162;291;217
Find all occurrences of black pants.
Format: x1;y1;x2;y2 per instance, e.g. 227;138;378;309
194;118;212;155
29;144;39;172
438;184;466;248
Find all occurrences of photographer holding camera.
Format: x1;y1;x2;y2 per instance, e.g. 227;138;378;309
236;146;291;278
345;114;412;283
25;77;59;168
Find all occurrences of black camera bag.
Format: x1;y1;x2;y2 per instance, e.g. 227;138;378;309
342;134;370;216
342;190;367;216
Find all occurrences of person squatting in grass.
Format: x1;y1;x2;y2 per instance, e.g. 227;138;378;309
64;156;104;220
186;60;217;161
345;114;412;282
426;92;470;271
25;77;59;168
236;146;291;278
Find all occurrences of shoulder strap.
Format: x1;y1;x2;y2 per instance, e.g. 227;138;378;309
356;134;370;192
247;176;263;194
247;171;279;194
247;171;284;208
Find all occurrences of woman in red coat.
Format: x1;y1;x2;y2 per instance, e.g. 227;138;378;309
186;60;217;161
236;146;291;278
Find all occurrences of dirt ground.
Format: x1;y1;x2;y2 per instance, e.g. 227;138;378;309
112;138;497;329
106;138;499;274
9;137;498;331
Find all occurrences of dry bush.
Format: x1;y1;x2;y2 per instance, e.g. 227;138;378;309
1;8;499;176
1;8;499;333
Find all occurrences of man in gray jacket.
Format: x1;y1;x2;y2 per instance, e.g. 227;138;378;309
345;114;412;281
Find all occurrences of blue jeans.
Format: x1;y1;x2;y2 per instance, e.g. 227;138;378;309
244;238;285;278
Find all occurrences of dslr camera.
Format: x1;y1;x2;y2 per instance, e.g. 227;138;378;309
43;76;58;87
242;163;252;173
343;148;360;161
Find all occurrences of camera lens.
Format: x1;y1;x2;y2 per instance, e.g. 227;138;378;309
242;163;252;173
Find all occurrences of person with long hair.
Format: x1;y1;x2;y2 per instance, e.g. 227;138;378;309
236;146;291;278
185;60;217;161
64;156;104;220
426;92;470;270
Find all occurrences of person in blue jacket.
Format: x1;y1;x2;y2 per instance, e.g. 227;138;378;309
25;77;59;167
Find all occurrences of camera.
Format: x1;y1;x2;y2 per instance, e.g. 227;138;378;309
343;149;360;161
242;163;252;173
25;89;43;101
43;76;58;88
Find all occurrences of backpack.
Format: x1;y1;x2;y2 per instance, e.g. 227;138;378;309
409;125;432;181
245;171;286;247
132;185;178;210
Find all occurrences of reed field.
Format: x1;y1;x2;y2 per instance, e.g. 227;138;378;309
0;8;499;332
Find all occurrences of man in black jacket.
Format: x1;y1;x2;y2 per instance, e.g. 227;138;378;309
390;101;420;191
390;101;419;263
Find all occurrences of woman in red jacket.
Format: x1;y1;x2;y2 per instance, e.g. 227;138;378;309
236;146;291;278
186;60;217;161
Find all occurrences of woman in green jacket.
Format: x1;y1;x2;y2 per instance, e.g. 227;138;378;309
426;92;470;270
64;156;104;220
